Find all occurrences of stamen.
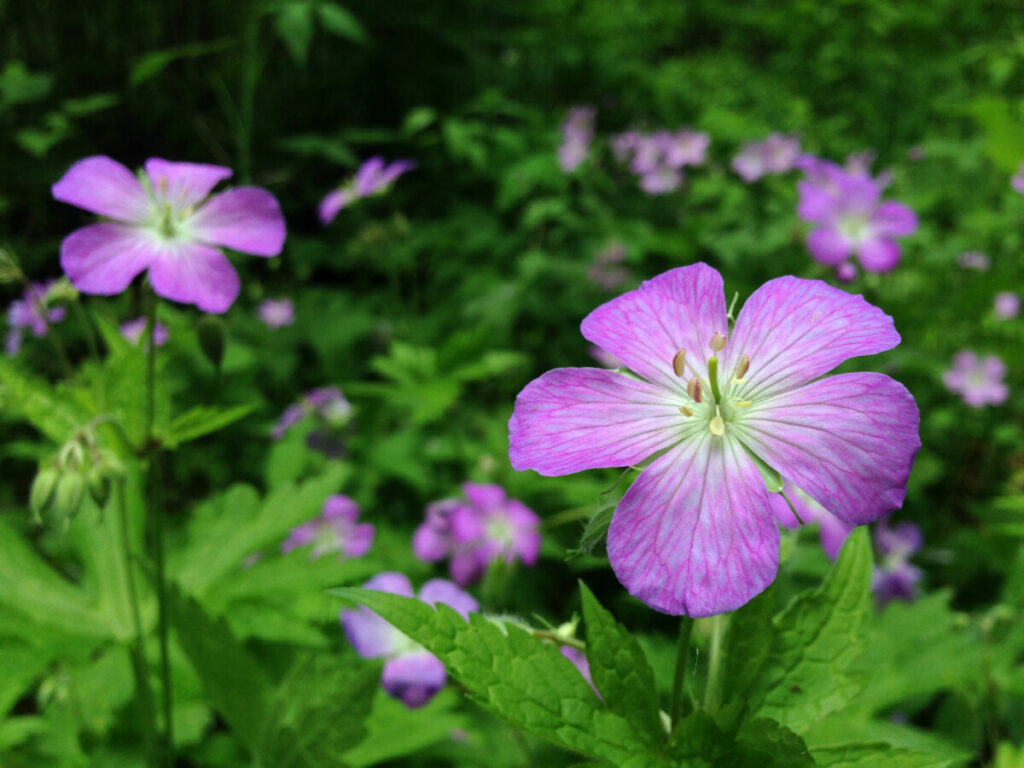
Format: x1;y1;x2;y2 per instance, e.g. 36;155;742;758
734;354;750;380
672;349;687;377
687;377;702;403
734;400;751;408
710;331;727;352
679;406;693;417
709;415;725;436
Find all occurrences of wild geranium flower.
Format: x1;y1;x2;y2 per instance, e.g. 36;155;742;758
957;251;990;271
120;316;169;347
768;481;852;560
412;483;541;586
558;106;596;173
797;156;917;277
258;297;295;328
341;572;478;708
509;263;920;616
942;351;1008;408
271;386;352;440
613;128;709;195
52;156;286;313
871;518;922;608
6;281;66;355
282;494;373;560
731;133;801;183
994;291;1020;320
1012;162;1024;195
319;157;415;225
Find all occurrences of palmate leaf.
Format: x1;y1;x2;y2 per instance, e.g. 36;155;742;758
749;527;874;733
331;585;670;768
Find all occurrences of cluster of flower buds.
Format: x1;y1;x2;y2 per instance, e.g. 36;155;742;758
30;428;124;526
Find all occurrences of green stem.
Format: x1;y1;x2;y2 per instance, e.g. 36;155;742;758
144;295;174;764
669;617;694;729
117;479;157;764
72;297;100;362
703;614;727;713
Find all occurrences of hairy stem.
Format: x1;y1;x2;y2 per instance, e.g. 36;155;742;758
669;616;695;729
703;614;727;712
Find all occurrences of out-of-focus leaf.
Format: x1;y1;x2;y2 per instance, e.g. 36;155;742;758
275;1;316;65
129;38;233;86
0;60;53;107
316;3;368;43
156;404;256;449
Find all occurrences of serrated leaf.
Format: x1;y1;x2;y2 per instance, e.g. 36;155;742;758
751;527;873;732
170;590;271;748
734;718;814;767
331;586;671;767
720;586;775;706
579;582;662;746
259;654;377;767
812;743;963;768
0;358;92;443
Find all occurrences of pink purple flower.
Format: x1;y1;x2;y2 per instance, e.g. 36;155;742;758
258;297;295;328
871;518;922;608
509;263;920;616
1012;162;1024;195
942;351;1008;408
412;483;541;586
52;156;286;313
282;494;374;560
341;572;478;708
586;242;629;290
612;128;709;195
120;316;169;347
5;281;66;355
558;106;596;173
271;386;352;440
957;251;990;271
731;133;801;182
994;291;1020;320
797;156;917;277
768;481;853;560
319;157;415;224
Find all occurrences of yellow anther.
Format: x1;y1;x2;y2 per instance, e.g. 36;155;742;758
734;354;750;380
734;400;752;408
710;331;727;352
672;349;687;377
687;377;702;403
709;415;725;436
679;406;693;417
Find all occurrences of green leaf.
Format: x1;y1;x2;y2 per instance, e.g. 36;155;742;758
129;38;233;86
156;403;256;449
316;3;368;43
579;582;663;747
734;718;815;767
720;586;775;707
331;586;670;767
275;1;316;65
0;60;53;107
0;358;92;443
170;590;271;748
812;743;963;768
402;106;437;135
60;93;118;116
750;527;873;733
279;133;358;165
259;654;377;767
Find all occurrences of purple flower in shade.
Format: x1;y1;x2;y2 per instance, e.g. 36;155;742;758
560;646;597;692
731;133;801;183
797;157;918;277
5;281;66;356
120;316;169;348
957;251;990;271
258;297;295;329
871;518;923;608
661;129;710;169
282;494;374;560
412;483;541;586
51;157;286;314
639;167;684;195
586;242;629;291
558;106;596;173
1012;162;1024;195
319;156;415;225
942;351;1009;408
613;128;708;195
271;386;352;440
341;572;478;708
768;482;853;560
508;263;920;617
994;291;1020;320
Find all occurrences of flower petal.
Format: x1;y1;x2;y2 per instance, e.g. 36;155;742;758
191;188;286;257
607;434;780;617
60;223;156;295
340;572;414;658
52;156;150;223
381;652;447;708
870;201;918;238
318;189;354;225
509;366;693;476
856;238;901;272
734;372;920;526
417;579;479;619
147;242;240;313
322;495;360;521
806;228;851;266
144;158;232;210
581;263;728;393
724;276;900;401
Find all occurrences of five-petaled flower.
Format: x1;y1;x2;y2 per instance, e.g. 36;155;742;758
341;572;477;708
282;494;374;560
509;263;920;616
6;281;66;356
942;350;1008;408
52;156;286;313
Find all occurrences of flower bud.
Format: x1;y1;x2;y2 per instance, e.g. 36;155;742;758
672;349;687;377
29;468;59;516
710;331;727;352
87;466;112;508
52;472;87;521
687;377;702;403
